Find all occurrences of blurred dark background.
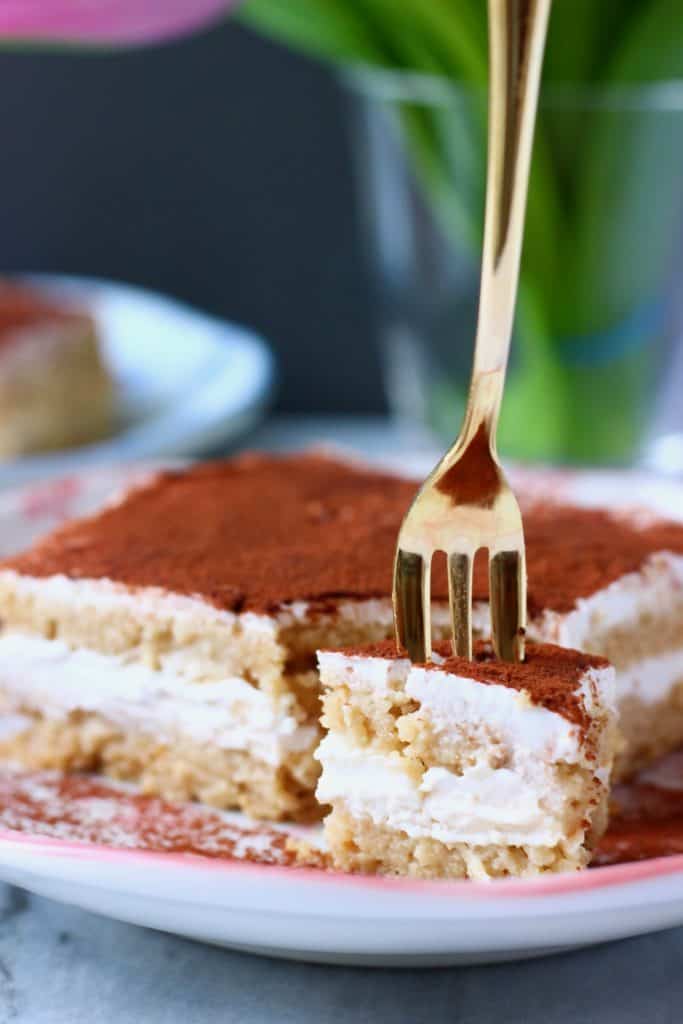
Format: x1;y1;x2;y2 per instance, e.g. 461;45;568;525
0;22;384;414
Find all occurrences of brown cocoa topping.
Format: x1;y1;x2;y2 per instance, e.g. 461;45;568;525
5;454;683;618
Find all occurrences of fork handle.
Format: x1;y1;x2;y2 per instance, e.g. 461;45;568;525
467;0;552;442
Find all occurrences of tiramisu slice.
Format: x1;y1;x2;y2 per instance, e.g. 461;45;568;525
316;641;617;879
0;455;446;820
0;452;682;822
0;281;113;458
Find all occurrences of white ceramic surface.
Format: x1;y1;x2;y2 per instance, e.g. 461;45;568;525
0;274;274;487
1;464;683;966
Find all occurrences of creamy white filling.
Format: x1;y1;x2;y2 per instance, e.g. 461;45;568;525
617;649;683;705
316;655;615;848
0;571;278;638
405;665;595;764
317;734;581;848
471;553;683;658
0;573;452;650
531;553;683;652
0;633;317;766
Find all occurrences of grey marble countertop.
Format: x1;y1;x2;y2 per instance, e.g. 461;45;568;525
1;417;681;1023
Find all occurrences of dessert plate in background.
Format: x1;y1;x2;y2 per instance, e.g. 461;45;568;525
0;274;275;488
2;464;683;966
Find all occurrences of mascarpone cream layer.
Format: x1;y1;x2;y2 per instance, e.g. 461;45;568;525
0;571;278;637
316;653;615;847
472;553;683;654
0;573;450;639
317;734;582;848
0;633;317;765
616;649;683;705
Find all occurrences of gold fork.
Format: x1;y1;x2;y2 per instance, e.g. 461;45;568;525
393;0;552;664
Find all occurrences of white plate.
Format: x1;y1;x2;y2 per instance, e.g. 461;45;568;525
1;828;683;967
1;463;683;967
0;274;275;487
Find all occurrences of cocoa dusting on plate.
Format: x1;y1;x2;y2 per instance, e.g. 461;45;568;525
594;751;683;867
0;770;327;868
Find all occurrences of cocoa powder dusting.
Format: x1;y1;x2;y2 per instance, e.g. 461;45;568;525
0;770;327;868
594;751;683;866
4;454;683;617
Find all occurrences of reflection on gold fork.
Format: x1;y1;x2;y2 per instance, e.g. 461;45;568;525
393;0;552;663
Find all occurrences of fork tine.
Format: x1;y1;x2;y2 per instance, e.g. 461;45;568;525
448;552;473;660
393;548;431;662
489;549;526;662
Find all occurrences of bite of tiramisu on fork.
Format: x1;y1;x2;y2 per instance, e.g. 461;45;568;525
316;0;620;879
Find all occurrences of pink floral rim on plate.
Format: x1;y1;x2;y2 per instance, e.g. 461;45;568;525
2;827;682;901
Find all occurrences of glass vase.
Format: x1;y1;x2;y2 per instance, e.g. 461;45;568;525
345;68;683;466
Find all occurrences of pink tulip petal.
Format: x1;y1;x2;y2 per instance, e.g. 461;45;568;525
0;0;238;46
